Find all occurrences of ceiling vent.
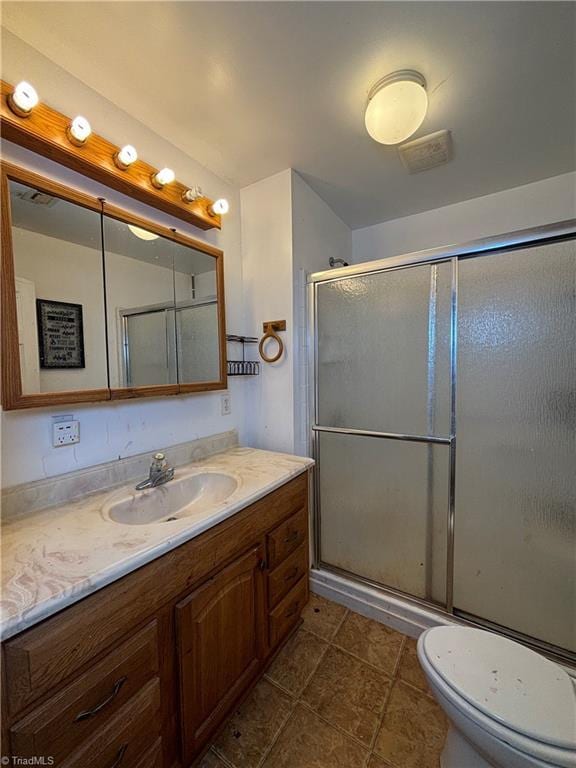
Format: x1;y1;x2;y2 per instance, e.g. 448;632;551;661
15;189;58;207
399;129;453;173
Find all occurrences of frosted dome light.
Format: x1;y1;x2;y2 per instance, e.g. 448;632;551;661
365;71;428;145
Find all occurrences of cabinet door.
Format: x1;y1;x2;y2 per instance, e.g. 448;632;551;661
176;546;266;764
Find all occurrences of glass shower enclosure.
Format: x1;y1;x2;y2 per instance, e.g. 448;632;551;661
308;221;576;661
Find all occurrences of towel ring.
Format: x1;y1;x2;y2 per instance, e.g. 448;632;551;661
259;320;286;363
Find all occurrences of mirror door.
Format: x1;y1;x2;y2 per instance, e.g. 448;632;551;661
3;171;109;407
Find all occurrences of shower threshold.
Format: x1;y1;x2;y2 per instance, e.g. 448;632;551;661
310;565;576;670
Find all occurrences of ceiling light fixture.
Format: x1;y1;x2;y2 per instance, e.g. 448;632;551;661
114;144;138;170
182;185;203;203
67;115;92;146
209;198;229;217
7;81;39;117
151;167;175;189
365;70;428;145
128;224;159;241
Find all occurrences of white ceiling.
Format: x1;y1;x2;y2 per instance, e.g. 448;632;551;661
2;2;575;229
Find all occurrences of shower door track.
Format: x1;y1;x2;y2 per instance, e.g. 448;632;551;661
307;218;576;666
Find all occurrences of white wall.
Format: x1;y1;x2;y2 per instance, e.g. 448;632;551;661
240;170;352;457
1;31;246;488
240;170;295;454
353;172;576;263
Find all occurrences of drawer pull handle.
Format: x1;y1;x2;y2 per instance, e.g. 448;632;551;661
74;676;127;722
284;566;299;582
284;530;299;544
109;744;128;768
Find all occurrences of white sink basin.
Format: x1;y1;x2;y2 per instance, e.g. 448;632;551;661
104;471;238;525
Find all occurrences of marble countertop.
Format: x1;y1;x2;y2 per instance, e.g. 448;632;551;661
1;447;313;641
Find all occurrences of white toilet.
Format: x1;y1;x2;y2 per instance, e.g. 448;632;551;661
417;626;576;768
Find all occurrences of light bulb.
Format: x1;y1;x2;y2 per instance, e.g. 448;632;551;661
115;145;138;169
8;81;39;117
182;185;203;203
365;70;428;145
67;115;91;146
209;198;229;216
128;225;159;241
151;167;175;188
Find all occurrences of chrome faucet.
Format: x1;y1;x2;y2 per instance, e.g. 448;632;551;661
135;453;175;490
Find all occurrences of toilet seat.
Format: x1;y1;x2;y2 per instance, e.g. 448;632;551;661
418;627;576;768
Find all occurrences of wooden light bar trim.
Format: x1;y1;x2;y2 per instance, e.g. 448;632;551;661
0;80;221;231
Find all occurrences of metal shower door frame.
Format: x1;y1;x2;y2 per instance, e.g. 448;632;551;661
307;218;576;662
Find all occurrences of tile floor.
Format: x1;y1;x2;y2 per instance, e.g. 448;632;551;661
197;595;448;768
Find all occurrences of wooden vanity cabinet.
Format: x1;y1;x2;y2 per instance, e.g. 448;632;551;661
1;471;310;768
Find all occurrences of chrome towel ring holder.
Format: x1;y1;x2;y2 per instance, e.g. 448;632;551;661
259;320;286;363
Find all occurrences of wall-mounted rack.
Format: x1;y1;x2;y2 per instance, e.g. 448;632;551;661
226;335;260;376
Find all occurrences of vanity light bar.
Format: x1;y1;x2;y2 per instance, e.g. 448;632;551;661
2;79;229;228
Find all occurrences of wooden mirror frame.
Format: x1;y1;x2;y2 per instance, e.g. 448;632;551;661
1;162;227;410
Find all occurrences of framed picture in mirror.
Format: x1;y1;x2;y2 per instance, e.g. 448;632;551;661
36;299;85;369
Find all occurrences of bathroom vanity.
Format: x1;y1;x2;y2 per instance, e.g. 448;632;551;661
1;446;313;767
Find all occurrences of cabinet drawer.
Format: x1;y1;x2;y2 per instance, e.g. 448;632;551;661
60;677;161;768
267;507;307;569
10;621;159;762
269;575;308;648
268;544;308;609
133;738;163;768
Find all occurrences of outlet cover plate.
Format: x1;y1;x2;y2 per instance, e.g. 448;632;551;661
52;419;80;447
221;393;231;416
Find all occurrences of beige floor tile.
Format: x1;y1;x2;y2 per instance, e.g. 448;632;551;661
301;646;391;746
213;678;294;768
367;755;392;768
266;628;328;695
194;749;230;768
261;704;368;768
334;612;405;674
397;638;429;694
374;681;447;768
301;594;348;640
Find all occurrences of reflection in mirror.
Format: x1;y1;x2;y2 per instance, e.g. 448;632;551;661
8;180;108;394
173;241;220;383
103;217;177;388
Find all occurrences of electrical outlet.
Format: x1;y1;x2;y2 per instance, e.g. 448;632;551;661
221;393;231;416
52;417;80;447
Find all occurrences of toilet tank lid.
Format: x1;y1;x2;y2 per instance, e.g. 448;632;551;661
421;626;576;749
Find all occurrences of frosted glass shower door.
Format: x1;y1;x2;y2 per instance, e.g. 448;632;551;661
315;262;452;604
454;240;576;651
125;310;176;386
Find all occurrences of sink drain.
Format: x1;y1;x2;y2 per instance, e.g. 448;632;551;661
165;516;178;522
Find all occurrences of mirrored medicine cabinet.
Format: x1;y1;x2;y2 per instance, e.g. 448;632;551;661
1;163;227;410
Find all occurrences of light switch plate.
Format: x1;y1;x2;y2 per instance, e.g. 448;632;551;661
52;418;80;447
